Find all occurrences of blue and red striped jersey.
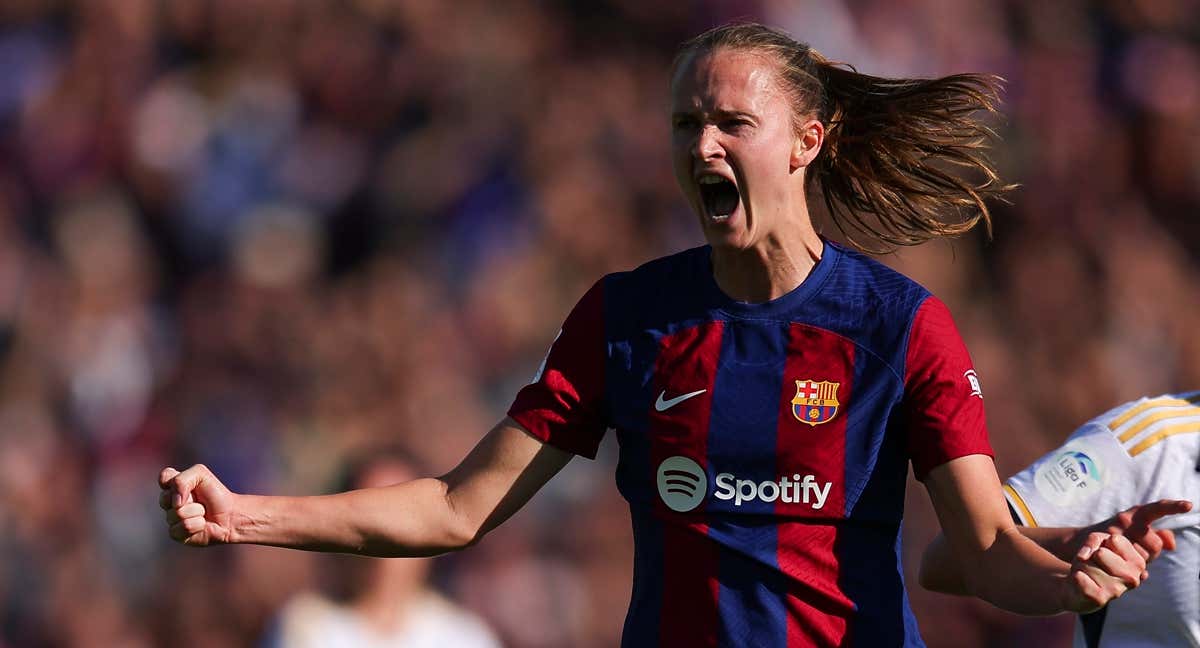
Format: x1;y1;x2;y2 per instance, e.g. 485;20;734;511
509;242;991;648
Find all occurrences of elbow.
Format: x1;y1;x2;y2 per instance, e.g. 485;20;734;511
442;486;489;552
917;559;967;595
917;536;943;592
918;535;971;596
917;557;951;594
444;517;485;552
916;559;938;592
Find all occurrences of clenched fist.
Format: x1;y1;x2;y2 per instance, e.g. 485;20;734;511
158;464;237;546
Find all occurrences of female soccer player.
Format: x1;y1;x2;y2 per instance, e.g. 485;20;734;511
160;23;1156;647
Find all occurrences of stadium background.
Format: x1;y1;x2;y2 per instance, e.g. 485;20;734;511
0;0;1198;646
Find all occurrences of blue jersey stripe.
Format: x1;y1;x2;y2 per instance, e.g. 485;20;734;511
621;511;666;648
707;319;788;648
840;346;923;645
836;522;923;646
606;280;666;646
842;344;909;521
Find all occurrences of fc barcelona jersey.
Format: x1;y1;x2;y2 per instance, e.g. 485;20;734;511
508;242;992;648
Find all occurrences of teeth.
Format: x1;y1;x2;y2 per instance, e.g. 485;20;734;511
698;175;725;185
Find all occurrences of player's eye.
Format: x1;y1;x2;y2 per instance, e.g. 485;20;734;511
720;119;751;133
673;116;699;131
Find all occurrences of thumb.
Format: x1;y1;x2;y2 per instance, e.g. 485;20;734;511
159;467;180;490
169;464;211;508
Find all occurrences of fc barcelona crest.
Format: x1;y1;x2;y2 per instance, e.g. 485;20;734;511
792;380;840;426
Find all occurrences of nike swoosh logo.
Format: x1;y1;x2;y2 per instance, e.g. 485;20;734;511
655;389;707;412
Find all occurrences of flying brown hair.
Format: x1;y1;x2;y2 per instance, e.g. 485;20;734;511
672;23;1014;253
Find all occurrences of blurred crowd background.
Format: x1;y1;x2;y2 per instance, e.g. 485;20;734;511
0;0;1197;646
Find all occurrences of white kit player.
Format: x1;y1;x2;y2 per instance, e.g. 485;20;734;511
1004;392;1200;647
921;392;1200;647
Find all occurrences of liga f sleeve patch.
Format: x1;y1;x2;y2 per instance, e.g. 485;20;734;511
902;296;993;480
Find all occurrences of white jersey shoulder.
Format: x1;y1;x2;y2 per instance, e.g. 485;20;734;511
1005;391;1200;530
1005;392;1200;648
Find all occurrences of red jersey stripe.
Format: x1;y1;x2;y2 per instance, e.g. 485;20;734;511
649;321;724;647
776;323;856;646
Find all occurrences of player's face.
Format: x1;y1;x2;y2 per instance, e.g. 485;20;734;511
670;49;806;251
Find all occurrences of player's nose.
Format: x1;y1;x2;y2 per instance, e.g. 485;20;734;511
693;125;724;161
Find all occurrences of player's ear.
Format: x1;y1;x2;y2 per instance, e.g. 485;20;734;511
790;119;824;171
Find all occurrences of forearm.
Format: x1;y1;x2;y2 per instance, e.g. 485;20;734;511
921;526;1080;595
1015;526;1088;561
922;456;1092;615
162;421;569;554
230;478;476;557
961;526;1072;615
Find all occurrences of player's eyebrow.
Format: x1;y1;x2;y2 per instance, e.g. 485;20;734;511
671;108;758;121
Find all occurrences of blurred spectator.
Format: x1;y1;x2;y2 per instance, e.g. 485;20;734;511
261;446;501;648
0;0;1198;646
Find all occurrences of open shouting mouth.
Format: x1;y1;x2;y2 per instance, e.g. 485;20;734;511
698;174;741;222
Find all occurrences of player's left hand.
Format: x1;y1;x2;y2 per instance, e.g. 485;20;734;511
1063;531;1147;614
1093;499;1192;577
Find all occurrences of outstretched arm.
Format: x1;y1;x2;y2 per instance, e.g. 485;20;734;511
920;498;1191;595
159;417;572;556
922;454;1150;615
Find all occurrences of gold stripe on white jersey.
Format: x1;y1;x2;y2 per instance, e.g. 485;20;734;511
1115;407;1200;443
1109;395;1200;444
1003;483;1038;527
1127;421;1200;457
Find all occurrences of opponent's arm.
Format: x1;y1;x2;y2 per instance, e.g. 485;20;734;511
920;498;1190;595
923;454;1148;615
159;417;572;556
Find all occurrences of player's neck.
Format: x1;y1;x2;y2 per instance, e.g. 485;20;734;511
710;226;823;303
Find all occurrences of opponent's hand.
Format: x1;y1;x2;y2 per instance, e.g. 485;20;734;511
1096;499;1191;573
1061;532;1146;614
158;464;237;546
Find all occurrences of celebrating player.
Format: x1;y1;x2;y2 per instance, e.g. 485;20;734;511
920;392;1199;646
160;23;1157;646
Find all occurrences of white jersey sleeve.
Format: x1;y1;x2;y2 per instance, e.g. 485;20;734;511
1004;392;1200;531
1004;392;1200;648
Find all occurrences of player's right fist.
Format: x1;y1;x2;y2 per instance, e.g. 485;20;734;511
158;464;237;546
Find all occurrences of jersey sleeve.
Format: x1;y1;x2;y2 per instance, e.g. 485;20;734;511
902;296;993;480
1006;418;1200;530
507;279;608;459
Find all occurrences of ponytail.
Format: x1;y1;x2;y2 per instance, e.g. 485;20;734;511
673;23;1014;253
